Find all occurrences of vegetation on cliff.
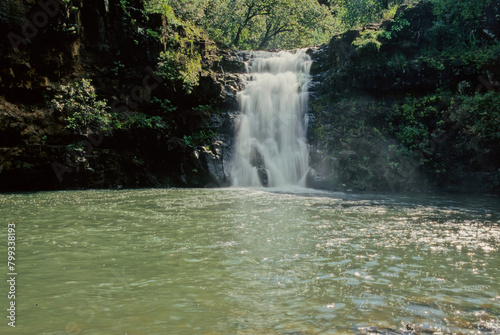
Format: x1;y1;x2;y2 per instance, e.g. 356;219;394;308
0;0;225;190
309;0;500;193
0;0;499;192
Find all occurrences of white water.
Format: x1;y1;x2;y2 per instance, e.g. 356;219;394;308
231;50;312;188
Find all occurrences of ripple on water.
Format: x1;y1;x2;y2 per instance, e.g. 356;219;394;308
2;189;500;334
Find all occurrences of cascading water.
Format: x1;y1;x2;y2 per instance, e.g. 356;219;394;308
231;50;312;188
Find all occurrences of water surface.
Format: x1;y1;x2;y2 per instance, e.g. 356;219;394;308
1;188;499;334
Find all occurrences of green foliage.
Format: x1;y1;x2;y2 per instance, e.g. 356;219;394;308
120;0;128;11
330;0;408;29
145;0;178;22
146;4;209;93
447;43;500;70
452;91;500;146
67;142;86;151
386;52;408;70
430;0;490;32
312;122;330;147
51;79;174;137
112;59;125;77
426;0;493;51
145;28;161;40
386;93;448;159
381;3;400;20
143;0;421;50
353;157;375;190
386;89;500;179
123;113;169;130
120;0;133;19
341;0;383;28
146;0;209;23
146;2;207;94
202;0;335;50
51;79;114;136
351;5;412;56
381;14;410;40
425;20;455;52
192;105;215;114
390;16;410;33
157;49;202;93
150;97;178;114
184;129;216;147
418;55;445;71
352;30;383;54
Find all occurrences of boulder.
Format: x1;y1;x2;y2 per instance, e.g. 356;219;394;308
306;168;332;190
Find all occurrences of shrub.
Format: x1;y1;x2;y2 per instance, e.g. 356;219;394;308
452;91;500;146
123;113;169;130
352;30;383;55
149;97;178;115
51;79;114;136
156;33;204;93
184;129;216;147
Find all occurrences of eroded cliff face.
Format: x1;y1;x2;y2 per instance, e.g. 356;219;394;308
0;0;244;191
307;1;500;194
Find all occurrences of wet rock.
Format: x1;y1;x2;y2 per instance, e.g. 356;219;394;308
200;145;229;187
257;167;268;187
218;51;247;73
337;150;359;173
182;141;231;187
209;114;223;129
306;168;332;190
250;146;266;170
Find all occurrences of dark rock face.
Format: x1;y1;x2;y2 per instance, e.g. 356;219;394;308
307;2;500;194
144;51;245;189
0;0;246;191
312;1;500;97
179;112;238;188
0;0;157;190
181;145;230;187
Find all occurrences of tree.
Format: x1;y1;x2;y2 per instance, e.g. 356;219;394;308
341;0;382;28
201;0;275;48
143;0;412;50
257;0;296;49
145;0;209;23
256;0;334;49
202;0;334;49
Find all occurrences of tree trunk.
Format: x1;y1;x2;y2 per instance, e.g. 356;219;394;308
233;27;243;47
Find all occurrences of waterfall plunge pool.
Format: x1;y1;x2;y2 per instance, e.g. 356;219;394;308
2;188;500;334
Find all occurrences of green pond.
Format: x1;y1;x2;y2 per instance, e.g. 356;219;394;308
1;188;500;334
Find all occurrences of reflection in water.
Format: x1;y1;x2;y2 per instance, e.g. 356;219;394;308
1;188;499;334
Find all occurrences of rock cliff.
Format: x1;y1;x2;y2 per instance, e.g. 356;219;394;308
307;1;500;194
0;0;244;191
1;1;499;194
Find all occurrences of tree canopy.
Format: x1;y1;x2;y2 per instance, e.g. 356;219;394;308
145;0;338;49
143;0;494;50
202;0;335;49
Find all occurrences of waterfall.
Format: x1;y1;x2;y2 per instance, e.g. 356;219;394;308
231;50;312;188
